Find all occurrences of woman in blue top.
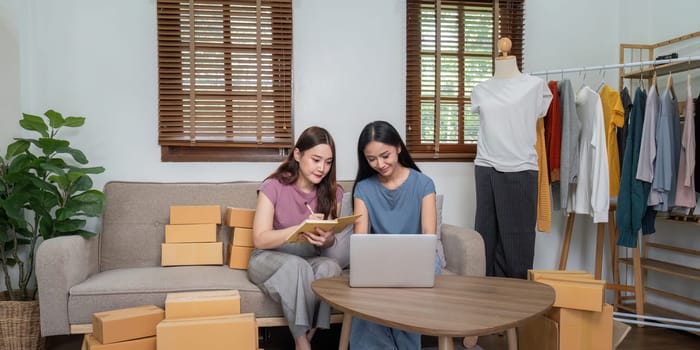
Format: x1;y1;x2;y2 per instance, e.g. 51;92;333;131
349;120;439;350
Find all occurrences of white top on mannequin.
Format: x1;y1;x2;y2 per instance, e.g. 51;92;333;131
493;38;521;79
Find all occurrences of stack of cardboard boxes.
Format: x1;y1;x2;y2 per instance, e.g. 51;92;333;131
83;291;259;350
224;207;257;269
83;305;163;350
157;290;258;349
519;270;613;350
162;205;223;266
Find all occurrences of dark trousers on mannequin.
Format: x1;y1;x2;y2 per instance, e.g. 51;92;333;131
475;166;537;279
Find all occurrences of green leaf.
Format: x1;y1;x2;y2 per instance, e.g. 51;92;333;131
7;154;33;175
20;113;49;138
71;166;105;175
38;216;54;240
62;116;85;128
48;174;70;190
54;218;86;233
55;206;78;221
37;138;70;156
6;140;30;158
75;229;97;239
72;175;93;192
45;109;65;128
42;163;67;177
69;190;106;216
59;147;88;164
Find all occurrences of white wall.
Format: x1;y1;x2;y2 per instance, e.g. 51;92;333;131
0;0;20;151
1;0;699;314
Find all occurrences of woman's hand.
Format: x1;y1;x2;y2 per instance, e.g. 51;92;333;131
302;227;335;247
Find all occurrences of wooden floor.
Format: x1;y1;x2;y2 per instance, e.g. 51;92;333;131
46;323;700;349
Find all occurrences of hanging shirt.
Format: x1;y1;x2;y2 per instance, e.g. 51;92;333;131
649;89;681;211
569;86;609;222
536;117;551;232
675;81;696;208
472;74;553;172
695;93;700;194
544;80;562;182
636;85;660;183
599;84;625;197
552;79;582;211
618;87;634;167
616;88;649;248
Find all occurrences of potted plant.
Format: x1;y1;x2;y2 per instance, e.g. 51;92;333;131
0;109;105;349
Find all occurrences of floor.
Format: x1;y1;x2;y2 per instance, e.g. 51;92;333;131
46;323;700;350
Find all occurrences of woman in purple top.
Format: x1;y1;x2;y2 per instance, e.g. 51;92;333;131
247;126;344;350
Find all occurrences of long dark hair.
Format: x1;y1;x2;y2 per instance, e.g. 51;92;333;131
267;126;338;219
353;121;420;196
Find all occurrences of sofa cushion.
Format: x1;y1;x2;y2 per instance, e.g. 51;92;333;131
68;266;281;324
100;182;263;271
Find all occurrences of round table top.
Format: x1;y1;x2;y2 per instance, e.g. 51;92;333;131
312;275;555;337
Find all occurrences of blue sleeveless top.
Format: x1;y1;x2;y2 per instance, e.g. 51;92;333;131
354;168;435;234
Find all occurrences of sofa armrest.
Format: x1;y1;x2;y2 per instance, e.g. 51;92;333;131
441;223;485;277
36;235;99;336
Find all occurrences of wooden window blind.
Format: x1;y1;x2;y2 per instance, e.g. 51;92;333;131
157;0;293;162
406;0;524;161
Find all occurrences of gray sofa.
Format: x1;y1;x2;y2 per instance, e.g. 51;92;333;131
36;181;485;336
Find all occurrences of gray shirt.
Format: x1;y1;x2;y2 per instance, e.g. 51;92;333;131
552;79;581;211
636;85;659;183
650;89;681;210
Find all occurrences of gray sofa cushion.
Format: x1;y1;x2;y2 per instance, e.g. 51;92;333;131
100;182;262;271
68;266;279;324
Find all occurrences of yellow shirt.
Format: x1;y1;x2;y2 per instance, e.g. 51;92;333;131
536;117;550;232
598;85;625;197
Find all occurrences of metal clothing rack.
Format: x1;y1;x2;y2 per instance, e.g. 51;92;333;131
528;55;700;76
533;53;700;335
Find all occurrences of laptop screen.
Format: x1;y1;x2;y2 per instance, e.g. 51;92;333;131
349;234;437;287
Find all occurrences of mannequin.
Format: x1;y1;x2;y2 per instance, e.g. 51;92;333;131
471;37;552;281
493;37;521;79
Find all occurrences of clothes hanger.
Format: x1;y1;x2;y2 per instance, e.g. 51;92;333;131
666;72;676;99
596;67;607;92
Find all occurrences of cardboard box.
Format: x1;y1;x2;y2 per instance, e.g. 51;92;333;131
83;334;156;350
169;205;221;225
161;242;223;266
228;244;254;270
547;304;613;350
165;290;241;319
232;227;255;247
517;315;558;350
92;305;164;344
528;269;594;281
225;207;256;228
536;277;605;312
157;313;258;350
165;223;217;243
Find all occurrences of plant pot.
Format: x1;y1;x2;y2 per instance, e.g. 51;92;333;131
0;291;46;350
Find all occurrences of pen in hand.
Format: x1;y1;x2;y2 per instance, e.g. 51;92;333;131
304;202;315;216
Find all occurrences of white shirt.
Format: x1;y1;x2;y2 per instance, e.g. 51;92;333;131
471;74;552;172
569;86;610;222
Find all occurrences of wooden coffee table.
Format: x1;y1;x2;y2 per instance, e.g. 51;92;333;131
312;275;555;350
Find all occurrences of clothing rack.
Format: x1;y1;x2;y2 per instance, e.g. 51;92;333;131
528;55;700;76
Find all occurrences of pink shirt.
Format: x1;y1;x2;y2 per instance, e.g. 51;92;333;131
675;82;696;207
260;178;343;230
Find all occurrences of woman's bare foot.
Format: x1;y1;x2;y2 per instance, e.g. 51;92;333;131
295;334;312;350
463;335;479;348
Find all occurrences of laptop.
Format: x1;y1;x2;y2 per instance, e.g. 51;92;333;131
349;234;437;288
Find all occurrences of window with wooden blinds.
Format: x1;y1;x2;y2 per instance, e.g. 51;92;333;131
157;0;292;162
406;0;524;161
